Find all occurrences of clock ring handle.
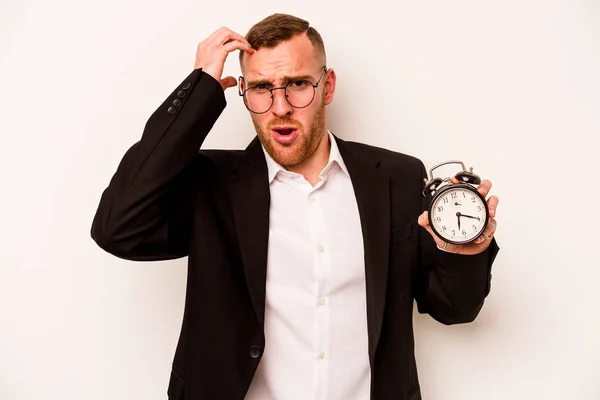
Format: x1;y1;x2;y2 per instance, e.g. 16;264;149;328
428;160;468;181
427;160;482;185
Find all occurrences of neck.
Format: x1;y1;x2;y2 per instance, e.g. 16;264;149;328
288;130;331;186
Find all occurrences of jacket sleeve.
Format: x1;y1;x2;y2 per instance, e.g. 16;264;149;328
414;161;500;324
90;69;226;261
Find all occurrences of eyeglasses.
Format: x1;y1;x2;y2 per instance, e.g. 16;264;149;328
238;67;328;114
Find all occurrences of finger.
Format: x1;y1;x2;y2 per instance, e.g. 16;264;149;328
204;27;231;47
220;76;237;90
418;211;452;251
477;179;492;197
417;211;430;228
417;211;438;240
450;176;460;184
223;40;254;54
486;195;499;218
475;218;497;244
210;26;235;42
216;28;253;49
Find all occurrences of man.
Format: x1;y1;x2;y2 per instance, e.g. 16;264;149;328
91;13;499;400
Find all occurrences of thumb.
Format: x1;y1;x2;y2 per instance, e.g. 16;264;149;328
418;211;441;244
417;211;430;230
219;76;237;90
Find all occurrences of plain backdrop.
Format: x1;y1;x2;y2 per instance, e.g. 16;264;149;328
1;0;599;399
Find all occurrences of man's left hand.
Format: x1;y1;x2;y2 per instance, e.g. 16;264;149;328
418;177;498;255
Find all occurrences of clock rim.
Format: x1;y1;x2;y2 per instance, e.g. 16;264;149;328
428;183;490;245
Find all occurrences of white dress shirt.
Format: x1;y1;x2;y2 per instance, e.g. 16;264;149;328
245;131;371;400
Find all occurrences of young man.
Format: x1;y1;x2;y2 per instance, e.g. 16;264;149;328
91;13;499;400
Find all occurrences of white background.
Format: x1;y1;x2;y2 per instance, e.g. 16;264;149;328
1;0;599;399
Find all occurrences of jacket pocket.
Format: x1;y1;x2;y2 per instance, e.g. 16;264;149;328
391;222;413;245
407;385;422;400
167;368;186;400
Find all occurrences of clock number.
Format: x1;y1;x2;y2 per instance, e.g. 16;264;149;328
443;198;449;204
473;225;477;231
436;217;441;223
442;225;447;231
462;230;467;236
451;192;457;199
452;230;456;236
463;192;466;198
471;196;476;203
437;206;444;212
477;206;482;212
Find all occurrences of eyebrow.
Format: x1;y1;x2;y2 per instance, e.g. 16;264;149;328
246;74;315;87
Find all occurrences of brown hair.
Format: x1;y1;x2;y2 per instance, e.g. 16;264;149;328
239;13;326;68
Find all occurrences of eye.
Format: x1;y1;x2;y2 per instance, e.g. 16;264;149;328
251;84;271;94
287;80;309;92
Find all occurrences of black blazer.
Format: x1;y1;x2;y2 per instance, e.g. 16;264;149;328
91;69;499;400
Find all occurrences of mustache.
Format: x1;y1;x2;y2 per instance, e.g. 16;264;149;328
267;118;304;130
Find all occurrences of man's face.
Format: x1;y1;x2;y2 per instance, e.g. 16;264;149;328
240;34;335;168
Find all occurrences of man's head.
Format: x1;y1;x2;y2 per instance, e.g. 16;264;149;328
238;14;336;170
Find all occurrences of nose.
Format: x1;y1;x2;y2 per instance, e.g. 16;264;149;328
270;88;293;117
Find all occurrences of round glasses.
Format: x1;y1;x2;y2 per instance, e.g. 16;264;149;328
238;67;327;114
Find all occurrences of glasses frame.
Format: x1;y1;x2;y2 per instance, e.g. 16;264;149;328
238;67;328;114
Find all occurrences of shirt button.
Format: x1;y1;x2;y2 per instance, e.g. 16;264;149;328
319;352;326;359
318;297;326;306
318;245;325;253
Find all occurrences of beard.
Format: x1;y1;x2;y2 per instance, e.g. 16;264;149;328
252;102;326;169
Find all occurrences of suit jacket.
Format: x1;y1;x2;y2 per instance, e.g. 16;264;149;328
91;69;499;400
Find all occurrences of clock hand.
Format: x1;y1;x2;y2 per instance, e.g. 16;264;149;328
456;212;461;231
459;213;481;221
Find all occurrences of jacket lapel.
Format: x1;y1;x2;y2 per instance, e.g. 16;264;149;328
228;137;270;327
335;136;391;362
227;134;391;361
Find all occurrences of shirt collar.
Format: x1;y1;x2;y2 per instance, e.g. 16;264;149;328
261;130;349;184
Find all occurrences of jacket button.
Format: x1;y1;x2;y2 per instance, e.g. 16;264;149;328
181;82;191;90
177;90;186;98
172;98;182;107
167;106;176;115
249;345;261;359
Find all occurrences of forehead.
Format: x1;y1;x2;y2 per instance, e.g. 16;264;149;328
242;33;321;82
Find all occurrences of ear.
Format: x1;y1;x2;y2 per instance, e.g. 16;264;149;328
323;68;336;105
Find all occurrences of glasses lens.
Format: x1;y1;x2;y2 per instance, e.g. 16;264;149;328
242;79;318;113
244;88;273;114
286;81;315;108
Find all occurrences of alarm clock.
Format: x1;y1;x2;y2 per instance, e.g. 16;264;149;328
422;160;489;245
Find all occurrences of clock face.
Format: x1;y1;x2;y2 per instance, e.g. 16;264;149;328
429;184;488;244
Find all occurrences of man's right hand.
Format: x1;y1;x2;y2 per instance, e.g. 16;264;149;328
194;27;255;90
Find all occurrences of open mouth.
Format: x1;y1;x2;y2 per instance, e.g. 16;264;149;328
271;126;298;144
